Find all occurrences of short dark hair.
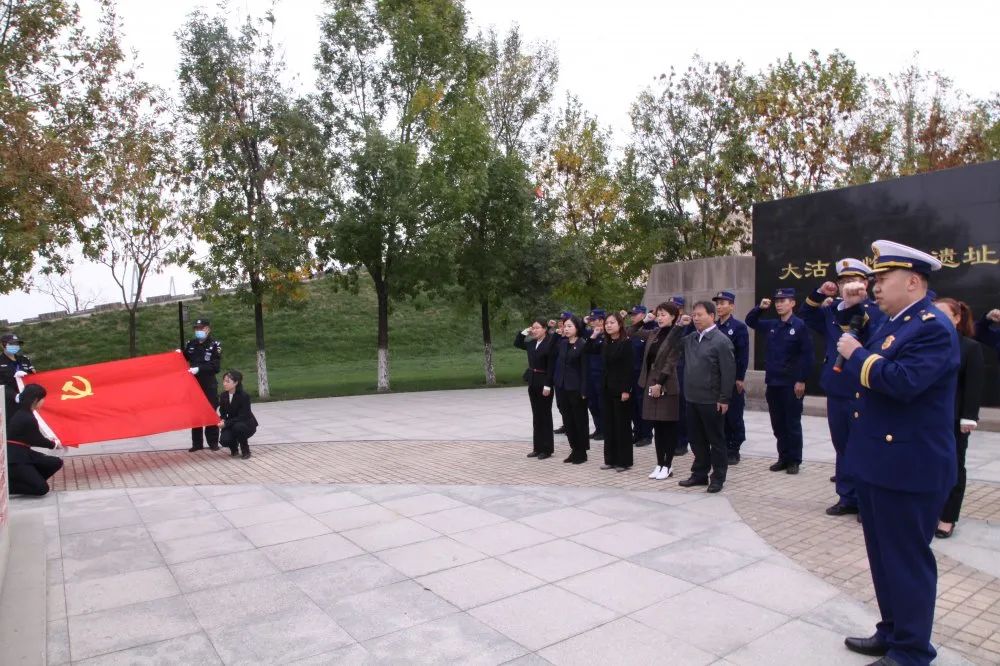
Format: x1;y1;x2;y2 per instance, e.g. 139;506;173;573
654;302;680;318
693;300;716;316
564;315;586;339
17;383;46;410
531;318;547;329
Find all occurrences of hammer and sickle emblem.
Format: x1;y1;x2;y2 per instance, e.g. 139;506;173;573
61;375;94;400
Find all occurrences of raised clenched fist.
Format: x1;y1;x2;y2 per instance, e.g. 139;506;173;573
759;298;772;309
679;314;692;327
820;281;838;297
988;309;1000;323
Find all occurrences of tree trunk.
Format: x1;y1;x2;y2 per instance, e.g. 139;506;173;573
127;308;138;358
376;280;390;392
481;299;495;385
254;298;270;399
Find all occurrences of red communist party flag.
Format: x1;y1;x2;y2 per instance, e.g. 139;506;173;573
26;352;219;447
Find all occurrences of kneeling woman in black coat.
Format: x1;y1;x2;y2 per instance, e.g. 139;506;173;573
6;384;64;496
218;370;258;460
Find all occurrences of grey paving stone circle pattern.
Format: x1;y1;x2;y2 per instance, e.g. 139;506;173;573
25;482;978;666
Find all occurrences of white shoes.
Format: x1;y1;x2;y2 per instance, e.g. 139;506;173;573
655;466;672;480
649;466;662;479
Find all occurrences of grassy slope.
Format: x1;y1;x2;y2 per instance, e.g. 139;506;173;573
16;277;530;400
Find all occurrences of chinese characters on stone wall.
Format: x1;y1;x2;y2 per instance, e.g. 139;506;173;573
777;245;1000;279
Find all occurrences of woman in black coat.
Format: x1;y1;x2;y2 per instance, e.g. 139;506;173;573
6;384;64;496
933;299;984;538
588;312;636;471
515;319;557;459
554;315;590;464
218;370;258;460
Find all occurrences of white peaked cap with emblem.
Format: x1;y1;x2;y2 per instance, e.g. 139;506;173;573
835;258;872;278
871;240;942;275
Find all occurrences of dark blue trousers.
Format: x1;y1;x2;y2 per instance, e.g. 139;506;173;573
586;383;603;434
856;481;945;666
827;396;857;508
631;380;652;440
724;387;746;453
764;384;803;464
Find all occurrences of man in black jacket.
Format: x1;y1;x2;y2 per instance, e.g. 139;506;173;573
184;319;222;452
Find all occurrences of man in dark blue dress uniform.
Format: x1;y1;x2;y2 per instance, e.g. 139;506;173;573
711;292;749;464
628;305;656;447
800;258;886;516
585;308;606;440
837;240;958;666
746;287;814;474
184;318;222;452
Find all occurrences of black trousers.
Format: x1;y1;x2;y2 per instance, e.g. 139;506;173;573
220;423;255;455
528;384;555;454
9;451;64;496
940;424;969;523
601;390;633;467
651;420;679;468
559;389;589;460
687;402;728;484
192;386;220;448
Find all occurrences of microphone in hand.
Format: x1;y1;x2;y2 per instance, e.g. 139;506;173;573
833;314;865;373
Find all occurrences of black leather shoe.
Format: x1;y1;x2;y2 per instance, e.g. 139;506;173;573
786;463;800;475
591;431;604;440
526;451;539;458
537;452;552;460
571;458;586;464
678;477;708;487
707;483;723;493
230;448;239;457
563;455;574;463
208;445;220;451
188;446;203;452
727;453;740;465
844;635;889;657
635;438;652;447
830;475;837;483
554;426;567;434
935;524;955;539
769;461;788;472
865;658;900;666
241;452;251;460
673;446;688;456
826;503;859;516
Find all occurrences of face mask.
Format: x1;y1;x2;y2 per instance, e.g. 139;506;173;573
194;330;207;341
5;345;20;355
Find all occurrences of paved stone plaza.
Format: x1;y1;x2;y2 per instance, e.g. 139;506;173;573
11;388;1000;664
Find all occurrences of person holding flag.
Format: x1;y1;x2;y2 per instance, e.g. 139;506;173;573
184;318;222;452
6;384;63;496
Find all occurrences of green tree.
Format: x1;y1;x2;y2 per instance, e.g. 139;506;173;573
315;0;474;392
629;56;756;258
86;74;191;357
177;9;327;398
0;0;122;290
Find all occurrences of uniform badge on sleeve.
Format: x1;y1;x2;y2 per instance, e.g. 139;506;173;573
881;335;895;351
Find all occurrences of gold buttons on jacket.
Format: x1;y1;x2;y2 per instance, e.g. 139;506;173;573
885;434;893;442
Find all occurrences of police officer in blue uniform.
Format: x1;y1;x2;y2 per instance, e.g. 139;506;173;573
746;287;814;474
712;292;749;464
184;318;222;452
585;308;606;441
628;305;656;446
0;333;35;419
837;241;958;666
670;295;691;456
800;259;886;516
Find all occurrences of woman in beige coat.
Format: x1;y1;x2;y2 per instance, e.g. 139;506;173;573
632;301;682;480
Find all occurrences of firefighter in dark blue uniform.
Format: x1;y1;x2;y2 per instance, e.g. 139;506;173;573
837;240;957;666
974;307;1000;354
585;308;606;440
711;292;749;464
1;333;35;420
746;287;814;474
670;295;691;455
800;258;886;516
184;318;222;451
628;305;656;446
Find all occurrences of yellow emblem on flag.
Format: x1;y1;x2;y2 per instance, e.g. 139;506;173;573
61;375;94;400
881;336;895;351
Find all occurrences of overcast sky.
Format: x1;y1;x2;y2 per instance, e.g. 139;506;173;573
3;0;998;322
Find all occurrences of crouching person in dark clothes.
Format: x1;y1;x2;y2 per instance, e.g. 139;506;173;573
218;370;258;460
6;384;64;496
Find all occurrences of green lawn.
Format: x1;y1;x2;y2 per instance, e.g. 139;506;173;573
16;277;536;400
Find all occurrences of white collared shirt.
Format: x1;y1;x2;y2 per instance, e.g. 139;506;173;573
697;324;717;342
